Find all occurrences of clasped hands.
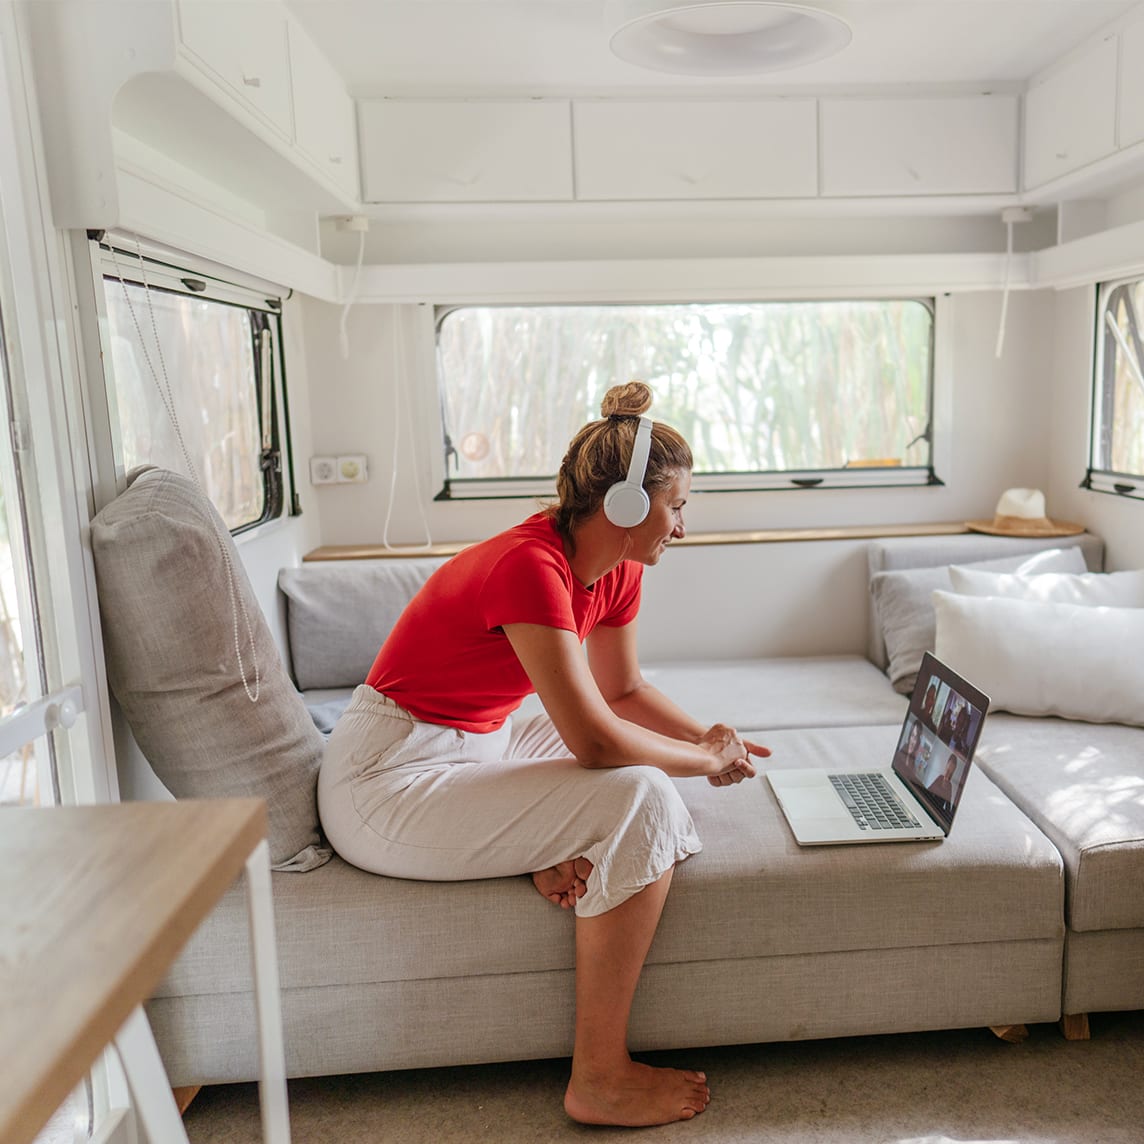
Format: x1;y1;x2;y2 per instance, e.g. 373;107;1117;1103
698;723;770;787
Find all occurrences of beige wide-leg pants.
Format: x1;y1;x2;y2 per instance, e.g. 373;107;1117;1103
318;685;702;917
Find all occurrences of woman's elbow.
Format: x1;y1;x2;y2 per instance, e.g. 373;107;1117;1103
571;732;623;769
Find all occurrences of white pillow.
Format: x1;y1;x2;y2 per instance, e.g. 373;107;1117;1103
949;565;1144;606
869;546;1087;695
933;590;1144;727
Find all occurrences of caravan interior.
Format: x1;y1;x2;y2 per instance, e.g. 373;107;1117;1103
2;0;1144;1140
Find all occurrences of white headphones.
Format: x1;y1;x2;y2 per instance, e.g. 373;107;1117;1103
603;415;653;528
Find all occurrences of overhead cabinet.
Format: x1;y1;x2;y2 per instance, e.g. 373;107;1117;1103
820;96;1018;197
360;100;575;202
288;21;359;198
1024;35;1119;189
176;0;294;140
1119;15;1144;150
572;100;818;200
172;0;360;206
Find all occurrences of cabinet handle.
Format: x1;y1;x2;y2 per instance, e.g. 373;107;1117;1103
443;170;482;186
1055;151;1068;160
328;155;343;165
242;75;262;88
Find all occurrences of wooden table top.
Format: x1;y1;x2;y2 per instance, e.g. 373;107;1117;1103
0;798;267;1144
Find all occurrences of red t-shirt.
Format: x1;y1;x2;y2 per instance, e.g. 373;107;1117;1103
366;514;643;732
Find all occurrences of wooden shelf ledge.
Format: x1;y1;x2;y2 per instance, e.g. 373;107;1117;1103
304;521;971;562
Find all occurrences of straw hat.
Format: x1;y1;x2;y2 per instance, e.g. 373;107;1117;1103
966;488;1084;537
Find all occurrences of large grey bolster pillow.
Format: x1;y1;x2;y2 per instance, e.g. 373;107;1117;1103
90;468;330;871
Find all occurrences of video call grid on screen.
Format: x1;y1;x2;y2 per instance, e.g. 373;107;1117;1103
892;656;989;829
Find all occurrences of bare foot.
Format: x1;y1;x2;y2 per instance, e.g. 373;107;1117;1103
564;1060;710;1126
531;857;594;909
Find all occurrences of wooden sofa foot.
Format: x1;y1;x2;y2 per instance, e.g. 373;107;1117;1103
1060;1013;1091;1041
173;1086;201;1115
989;1024;1029;1043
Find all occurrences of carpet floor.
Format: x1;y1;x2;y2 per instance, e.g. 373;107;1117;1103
183;1010;1144;1143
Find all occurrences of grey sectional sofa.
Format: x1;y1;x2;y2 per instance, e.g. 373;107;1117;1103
90;470;1143;1086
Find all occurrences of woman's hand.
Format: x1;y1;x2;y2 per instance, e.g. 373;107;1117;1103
697;724;771;786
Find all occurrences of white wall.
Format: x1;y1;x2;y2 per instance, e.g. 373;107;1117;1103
293;284;1086;660
301;288;1059;549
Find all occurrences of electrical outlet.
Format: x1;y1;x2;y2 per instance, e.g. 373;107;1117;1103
337;455;368;483
310;456;337;484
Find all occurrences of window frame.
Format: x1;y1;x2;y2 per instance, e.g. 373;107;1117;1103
1085;276;1144;502
432;296;941;502
94;237;296;534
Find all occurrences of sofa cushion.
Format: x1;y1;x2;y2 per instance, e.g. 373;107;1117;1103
865;532;1102;673
870;547;1087;695
934;592;1144;727
279;558;446;690
641;655;906;731
91;469;330;871
157;722;1063;997
300;656;909;740
974;714;1144;933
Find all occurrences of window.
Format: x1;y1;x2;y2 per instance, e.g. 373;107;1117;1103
436;300;935;499
1088;277;1144;500
98;240;292;531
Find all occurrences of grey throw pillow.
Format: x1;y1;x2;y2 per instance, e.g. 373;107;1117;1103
279;558;445;691
91;468;330;871
869;546;1087;695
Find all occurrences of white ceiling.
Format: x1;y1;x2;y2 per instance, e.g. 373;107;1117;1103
285;0;1143;97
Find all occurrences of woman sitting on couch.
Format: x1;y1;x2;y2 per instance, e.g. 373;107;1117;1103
319;381;769;1128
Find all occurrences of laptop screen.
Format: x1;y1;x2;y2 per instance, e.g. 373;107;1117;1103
891;652;991;833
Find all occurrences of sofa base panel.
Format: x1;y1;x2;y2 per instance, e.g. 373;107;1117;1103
1064;928;1144;1015
150;938;1063;1086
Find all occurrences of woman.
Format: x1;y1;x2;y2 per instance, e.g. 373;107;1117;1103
319;381;769;1127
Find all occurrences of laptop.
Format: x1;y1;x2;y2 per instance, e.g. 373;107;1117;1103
766;652;990;845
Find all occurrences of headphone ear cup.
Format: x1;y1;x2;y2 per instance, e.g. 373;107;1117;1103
603;481;650;528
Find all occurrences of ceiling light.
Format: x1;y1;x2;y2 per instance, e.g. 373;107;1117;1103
606;0;852;76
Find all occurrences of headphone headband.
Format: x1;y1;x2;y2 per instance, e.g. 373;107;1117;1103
625;416;653;487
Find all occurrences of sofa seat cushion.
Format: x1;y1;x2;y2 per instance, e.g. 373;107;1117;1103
159;724;1062;998
301;655;907;739
974;714;1144;932
641;655;907;731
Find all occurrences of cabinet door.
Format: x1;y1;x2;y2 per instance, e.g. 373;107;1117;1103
1120;16;1144;149
572;100;817;200
821;96;1018;196
177;0;293;139
360;100;574;202
1024;35;1118;189
288;20;358;197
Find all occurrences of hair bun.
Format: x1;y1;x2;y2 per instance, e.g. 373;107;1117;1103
600;381;653;419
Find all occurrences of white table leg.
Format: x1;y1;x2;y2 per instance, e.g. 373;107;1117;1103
114;1006;190;1144
245;839;291;1144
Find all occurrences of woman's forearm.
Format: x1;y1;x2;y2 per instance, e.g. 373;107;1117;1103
605;680;707;744
577;716;721;777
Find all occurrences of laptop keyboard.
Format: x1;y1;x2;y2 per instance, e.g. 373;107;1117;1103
829;772;921;831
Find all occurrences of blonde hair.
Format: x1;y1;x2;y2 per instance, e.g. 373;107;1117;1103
547;381;692;548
